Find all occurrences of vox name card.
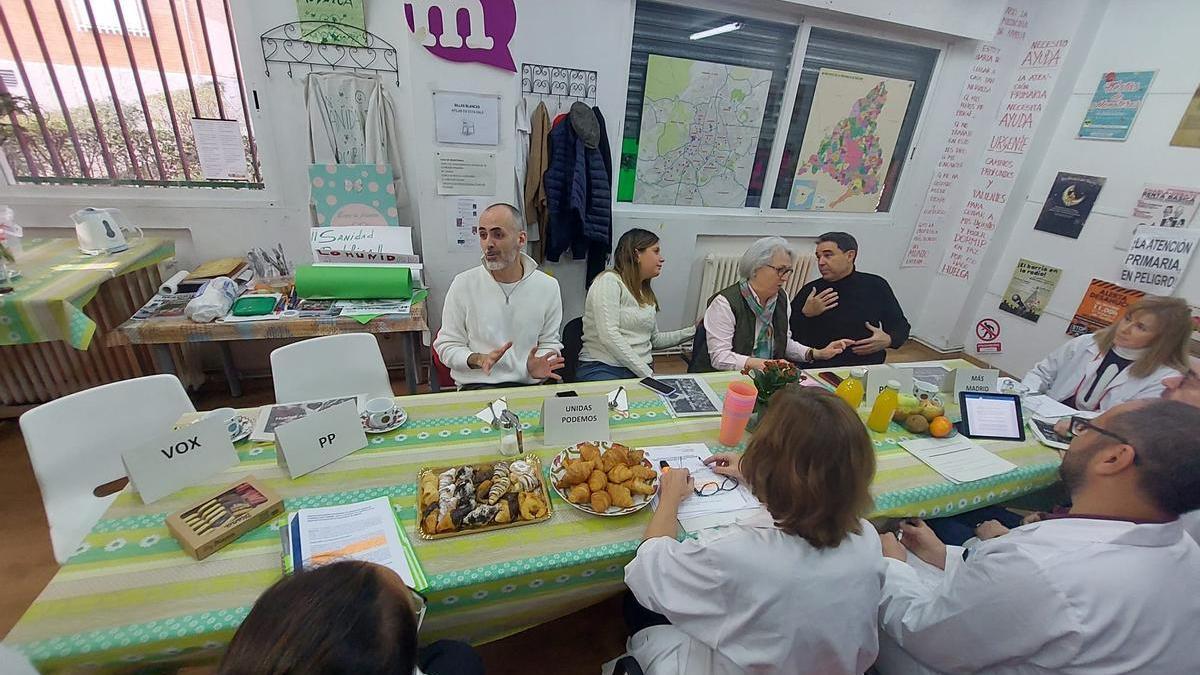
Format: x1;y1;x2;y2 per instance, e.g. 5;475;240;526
275;401;367;478
542;395;610;446
122;415;239;504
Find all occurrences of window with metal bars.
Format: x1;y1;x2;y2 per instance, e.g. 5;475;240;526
0;0;261;188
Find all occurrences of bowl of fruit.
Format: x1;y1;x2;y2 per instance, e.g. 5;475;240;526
892;393;955;438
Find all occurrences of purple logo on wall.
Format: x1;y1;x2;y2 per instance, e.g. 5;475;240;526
404;0;517;72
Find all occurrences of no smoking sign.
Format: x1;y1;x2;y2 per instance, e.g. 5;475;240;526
976;318;1003;354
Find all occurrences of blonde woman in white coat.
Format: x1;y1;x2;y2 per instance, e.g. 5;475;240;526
606;387;884;675
1023;296;1190;412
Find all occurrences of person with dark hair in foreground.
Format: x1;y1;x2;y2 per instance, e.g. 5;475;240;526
876;399;1200;674
790;231;910;367
219;561;482;675
607;386;883;674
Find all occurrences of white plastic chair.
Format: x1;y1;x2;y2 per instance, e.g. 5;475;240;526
270;333;393;403
19;374;195;564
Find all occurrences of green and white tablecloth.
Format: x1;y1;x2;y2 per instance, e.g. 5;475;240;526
0;238;173;349
7;365;1061;673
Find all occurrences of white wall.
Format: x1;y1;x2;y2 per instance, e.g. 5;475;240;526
0;0;1094;360
966;0;1200;376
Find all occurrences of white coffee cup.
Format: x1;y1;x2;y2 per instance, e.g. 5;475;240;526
364;397;398;429
205;407;240;438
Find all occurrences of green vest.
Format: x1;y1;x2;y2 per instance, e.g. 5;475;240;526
690;284;790;373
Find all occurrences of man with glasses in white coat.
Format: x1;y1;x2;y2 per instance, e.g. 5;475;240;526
875;398;1200;674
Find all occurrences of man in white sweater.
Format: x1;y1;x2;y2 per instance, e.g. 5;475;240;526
434;204;565;389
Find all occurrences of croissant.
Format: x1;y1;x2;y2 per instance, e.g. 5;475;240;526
475;479;493;502
590;490;611;512
558;460;594;487
519;491;548;520
606;483;633;508
588;470;608;492
601;445;630;472
630;465;657;481
626;448;646;466
625;479;656;496
495;500;513;524
487;475;512;504
579;443;601;463
422;511;439;534
608;464;634;484
567;484;591;504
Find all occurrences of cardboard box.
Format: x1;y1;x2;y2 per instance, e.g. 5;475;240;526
166;478;283;560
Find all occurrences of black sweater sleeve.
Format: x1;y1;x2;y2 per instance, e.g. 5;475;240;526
877;278;911;349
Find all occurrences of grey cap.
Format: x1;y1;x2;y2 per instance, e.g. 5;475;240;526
569;101;601;149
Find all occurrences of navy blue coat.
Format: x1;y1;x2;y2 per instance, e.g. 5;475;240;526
544;118;612;267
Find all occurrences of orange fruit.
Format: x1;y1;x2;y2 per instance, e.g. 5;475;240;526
929;416;953;438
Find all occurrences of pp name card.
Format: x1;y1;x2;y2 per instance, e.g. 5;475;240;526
122;415;239;504
864;367;915;405
951;367;1000;397
275;402;367;479
542;395;610;446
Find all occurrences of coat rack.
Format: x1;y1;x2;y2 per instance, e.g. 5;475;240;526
521;63;598;116
260;21;400;85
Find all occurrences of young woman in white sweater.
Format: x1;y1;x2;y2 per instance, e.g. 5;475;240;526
578;229;694;381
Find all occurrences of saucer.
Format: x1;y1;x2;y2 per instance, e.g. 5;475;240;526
361;408;407;434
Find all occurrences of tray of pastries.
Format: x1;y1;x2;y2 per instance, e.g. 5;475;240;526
417;455;552;539
550;441;658;516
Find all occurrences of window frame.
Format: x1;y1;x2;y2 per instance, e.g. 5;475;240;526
72;0;150;37
614;0;949;226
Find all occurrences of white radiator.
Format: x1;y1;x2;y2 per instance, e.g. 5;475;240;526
695;251;815;321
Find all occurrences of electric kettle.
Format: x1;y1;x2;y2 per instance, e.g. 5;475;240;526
72;208;141;255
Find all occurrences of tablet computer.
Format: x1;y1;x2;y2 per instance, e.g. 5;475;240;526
957;391;1026;442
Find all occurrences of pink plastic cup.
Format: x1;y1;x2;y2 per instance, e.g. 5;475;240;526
719;381;758;446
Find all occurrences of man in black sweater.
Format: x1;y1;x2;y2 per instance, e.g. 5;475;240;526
790;232;910;368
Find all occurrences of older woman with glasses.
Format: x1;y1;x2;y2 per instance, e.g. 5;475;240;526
691;236;851;372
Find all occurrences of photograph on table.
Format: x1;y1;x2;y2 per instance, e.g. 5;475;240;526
251;395;367;441
656;375;723;417
1033;172;1106;239
998;259;1062;322
789;68;914;212
1066;278;1144;337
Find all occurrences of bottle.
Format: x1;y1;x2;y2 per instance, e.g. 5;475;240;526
835;367;867;409
867;380;901;433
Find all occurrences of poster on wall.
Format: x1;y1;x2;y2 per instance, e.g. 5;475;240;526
309;164;400;227
998;259;1062;322
1170;83;1200;148
450;196;485;252
788;68;914;213
1117;184;1200;248
1119;225;1200;296
297;0;365;46
633;54;773;208
433;92;501;146
436;151;496;195
1077;71;1155;141
1033;172;1106;239
939;34;1072;281
1067;279;1145;336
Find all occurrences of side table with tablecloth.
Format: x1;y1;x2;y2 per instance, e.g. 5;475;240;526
0;238;201;416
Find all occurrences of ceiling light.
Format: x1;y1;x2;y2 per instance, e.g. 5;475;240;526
689;22;743;41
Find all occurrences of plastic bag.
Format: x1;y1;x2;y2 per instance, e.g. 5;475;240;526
185;277;238;322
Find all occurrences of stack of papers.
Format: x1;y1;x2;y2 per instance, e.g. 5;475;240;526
1023;394;1077;420
899;436;1018;484
281;497;428;591
642;443;760;532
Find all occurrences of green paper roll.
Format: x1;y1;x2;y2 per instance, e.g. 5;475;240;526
295;265;413;300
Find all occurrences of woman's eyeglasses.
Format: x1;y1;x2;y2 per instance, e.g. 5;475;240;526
409;586;428;630
695;476;739;497
769;265;794;279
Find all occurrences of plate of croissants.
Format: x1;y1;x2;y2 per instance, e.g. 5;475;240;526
550;441;659;517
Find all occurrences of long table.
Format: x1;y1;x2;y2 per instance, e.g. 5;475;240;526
7;363;1062;673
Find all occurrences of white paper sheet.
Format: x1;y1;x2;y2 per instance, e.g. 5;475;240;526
294;497;420;588
475;398;508;425
642;443;759;521
1023;394;1077;420
436;152;496;196
190;118;248;180
899;436;1017;484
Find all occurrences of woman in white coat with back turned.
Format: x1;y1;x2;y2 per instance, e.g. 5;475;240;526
607;386;883;675
1022;296;1190;411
